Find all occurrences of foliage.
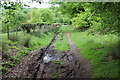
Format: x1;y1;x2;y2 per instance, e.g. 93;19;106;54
1;66;9;74
30;8;54;23
1;1;26;39
2;40;9;53
9;33;18;42
59;25;73;32
2;61;15;68
1;1;119;78
50;6;71;24
9;56;19;64
2;9;27;33
23;36;31;47
12;10;26;26
55;2;120;34
29;7;70;24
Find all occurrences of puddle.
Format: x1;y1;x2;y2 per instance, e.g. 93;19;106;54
43;54;54;63
3;32;90;78
43;53;60;63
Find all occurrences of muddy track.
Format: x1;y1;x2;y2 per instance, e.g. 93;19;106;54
66;32;91;78
2;32;91;79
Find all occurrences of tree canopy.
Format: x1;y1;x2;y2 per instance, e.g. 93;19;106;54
55;2;120;35
1;1;120;35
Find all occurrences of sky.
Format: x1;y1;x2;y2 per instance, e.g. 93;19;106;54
9;0;52;8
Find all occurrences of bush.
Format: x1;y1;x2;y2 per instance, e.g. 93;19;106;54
9;34;18;42
9;56;20;64
110;43;120;60
2;62;15;68
2;41;9;53
18;34;31;47
1;67;9;74
22;36;31;47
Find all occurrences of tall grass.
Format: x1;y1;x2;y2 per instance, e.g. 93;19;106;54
70;31;119;78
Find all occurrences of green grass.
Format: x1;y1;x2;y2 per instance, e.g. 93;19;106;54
70;31;119;78
59;25;74;33
29;32;53;49
1;31;69;50
1;32;52;49
53;33;69;51
53;25;73;51
1;26;119;78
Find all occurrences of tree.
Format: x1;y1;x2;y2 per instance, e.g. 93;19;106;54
54;2;120;35
50;6;71;24
30;8;54;23
12;10;26;37
2;1;23;39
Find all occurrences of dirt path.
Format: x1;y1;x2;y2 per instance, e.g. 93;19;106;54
66;32;76;50
2;32;91;78
66;32;91;78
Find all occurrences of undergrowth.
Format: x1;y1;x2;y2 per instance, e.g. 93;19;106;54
1;31;53;74
1;28;69;74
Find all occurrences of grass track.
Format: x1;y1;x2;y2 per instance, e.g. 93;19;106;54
70;31;119;78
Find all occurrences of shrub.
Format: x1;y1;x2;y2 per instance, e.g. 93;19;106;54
1;67;9;74
2;41;9;53
2;62;15;68
9;34;18;42
18;34;31;47
9;56;20;64
22;36;31;47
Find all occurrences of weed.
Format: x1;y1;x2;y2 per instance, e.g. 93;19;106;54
1;67;9;74
2;62;15;68
9;56;20;64
50;71;59;78
53;60;61;65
